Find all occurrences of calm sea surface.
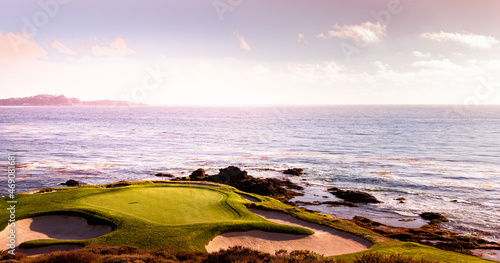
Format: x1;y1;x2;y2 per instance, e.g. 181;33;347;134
1;106;499;242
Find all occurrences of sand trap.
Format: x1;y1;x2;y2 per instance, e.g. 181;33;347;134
239;194;260;202
0;215;111;255
206;208;371;256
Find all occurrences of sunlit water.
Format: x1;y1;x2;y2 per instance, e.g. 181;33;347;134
1;106;499;242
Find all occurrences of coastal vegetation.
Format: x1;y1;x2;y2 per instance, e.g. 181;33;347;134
0;246;441;263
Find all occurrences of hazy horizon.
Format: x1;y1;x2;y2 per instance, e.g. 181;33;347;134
4;93;500;107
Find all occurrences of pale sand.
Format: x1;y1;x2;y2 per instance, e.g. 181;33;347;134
206;208;371;256
0;215;111;255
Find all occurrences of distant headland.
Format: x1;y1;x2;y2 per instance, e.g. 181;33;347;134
0;94;145;106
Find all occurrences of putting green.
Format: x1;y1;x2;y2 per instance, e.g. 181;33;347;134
80;187;237;225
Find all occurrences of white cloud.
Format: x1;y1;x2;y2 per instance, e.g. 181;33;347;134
412;51;431;58
233;31;252;52
420;31;500;49
316;22;387;44
413;58;464;72
0;32;47;63
91;37;135;57
51;40;77;55
297;33;308;44
372;61;390;71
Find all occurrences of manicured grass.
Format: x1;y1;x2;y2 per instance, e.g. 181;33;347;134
0;183;312;252
80;187;237;225
0;181;494;262
334;241;494;263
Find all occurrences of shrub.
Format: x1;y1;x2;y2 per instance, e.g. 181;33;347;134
31;250;99;263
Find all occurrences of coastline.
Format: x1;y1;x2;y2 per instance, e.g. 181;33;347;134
9;165;500;260
3;106;499;247
1;178;498;262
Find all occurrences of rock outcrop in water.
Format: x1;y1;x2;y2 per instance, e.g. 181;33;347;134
189;169;206;180
328;187;381;203
61;179;80;186
154;173;174;178
283;168;303;176
184;166;304;202
419;212;449;223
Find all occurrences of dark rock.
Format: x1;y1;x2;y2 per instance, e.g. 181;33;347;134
420;212;449;223
396;197;405;204
324;201;359;207
186;166;303;202
351;214;500;256
352;216;382;227
389;233;414;241
62;179;80;186
215;166;250;183
154;173;173;177
189;169;206;181
283;168;303;176
328;187;381;203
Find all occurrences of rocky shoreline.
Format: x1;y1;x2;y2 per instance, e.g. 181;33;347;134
180;166;500;257
174;166;304;202
61;165;499;259
352;215;499;255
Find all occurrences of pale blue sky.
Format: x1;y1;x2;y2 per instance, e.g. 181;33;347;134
1;0;499;105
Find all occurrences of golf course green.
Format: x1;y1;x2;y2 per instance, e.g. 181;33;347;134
80;187;237;225
0;182;313;252
0;181;494;262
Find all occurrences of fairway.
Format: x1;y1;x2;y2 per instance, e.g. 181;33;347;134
80;187;237;225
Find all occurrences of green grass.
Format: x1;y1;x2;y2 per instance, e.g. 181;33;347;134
334;241;495;263
0;181;494;262
80;187;237;225
0;183;312;252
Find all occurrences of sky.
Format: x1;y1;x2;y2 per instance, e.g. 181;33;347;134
1;0;500;105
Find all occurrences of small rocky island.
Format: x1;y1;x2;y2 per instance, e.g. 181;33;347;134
0;94;145;106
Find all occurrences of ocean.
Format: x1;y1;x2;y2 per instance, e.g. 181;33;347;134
1;105;499;242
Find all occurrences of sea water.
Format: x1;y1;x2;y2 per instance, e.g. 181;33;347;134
1;106;499;242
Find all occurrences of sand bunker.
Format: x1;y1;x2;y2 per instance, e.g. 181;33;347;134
206;208;371;256
238;193;260;202
0;215;111;255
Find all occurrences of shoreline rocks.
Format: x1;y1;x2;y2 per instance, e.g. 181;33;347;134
352;216;500;255
60;179;80;187
420;212;449;223
328;187;381;204
154;173;174;178
283;168;303;176
182;166;304;202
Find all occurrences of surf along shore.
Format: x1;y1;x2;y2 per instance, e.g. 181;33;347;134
0;166;497;262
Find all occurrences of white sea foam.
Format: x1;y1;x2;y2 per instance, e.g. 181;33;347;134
2;106;499;242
